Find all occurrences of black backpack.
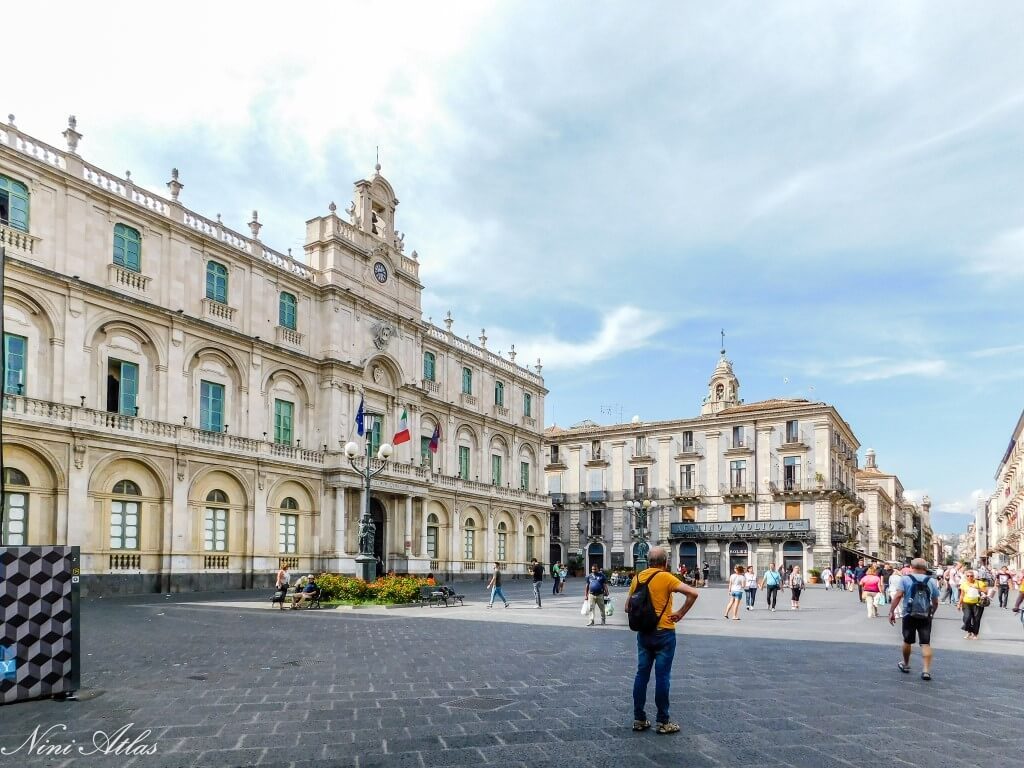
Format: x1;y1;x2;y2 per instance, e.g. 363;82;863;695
627;572;670;633
907;575;933;619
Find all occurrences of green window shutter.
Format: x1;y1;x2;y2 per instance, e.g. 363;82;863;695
423;352;435;381
279;293;297;330
520;461;529;490
274;399;294;444
492;455;502;486
1;176;30;231
523;393;532;417
369;415;382;456
462;368;471;394
459;446;470;480
420;436;432;469
113;224;141;272
4;333;27;394
118;361;138;415
206;262;228;303
200;380;225;431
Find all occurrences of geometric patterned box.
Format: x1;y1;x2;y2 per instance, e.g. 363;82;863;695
0;546;80;704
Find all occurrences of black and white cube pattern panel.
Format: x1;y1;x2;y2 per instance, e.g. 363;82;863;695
0;546;80;704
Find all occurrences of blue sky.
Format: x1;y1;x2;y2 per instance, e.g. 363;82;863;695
8;2;1024;532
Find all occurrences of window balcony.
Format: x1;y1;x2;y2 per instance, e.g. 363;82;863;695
720;482;755;500
422;378;441;395
521;415;537;428
549;492;567;506
460;393;478;407
674;484;706;501
493;405;510;419
675;441;703;459
583;490;609;504
0;222;40;258
830;521;851;544
105;263;150;294
724;438;753;455
275;325;304;348
202;298;236;323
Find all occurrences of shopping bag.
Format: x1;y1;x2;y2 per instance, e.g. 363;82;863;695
580;599;590;616
874;594;885;607
604;597;614;617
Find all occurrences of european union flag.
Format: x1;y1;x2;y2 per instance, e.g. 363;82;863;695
355;395;365;437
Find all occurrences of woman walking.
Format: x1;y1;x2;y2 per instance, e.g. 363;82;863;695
860;565;884;618
788;566;804;609
958;570;993;639
744;565;758;610
725;565;745;620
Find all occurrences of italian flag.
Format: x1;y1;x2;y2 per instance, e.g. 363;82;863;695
392;408;411;445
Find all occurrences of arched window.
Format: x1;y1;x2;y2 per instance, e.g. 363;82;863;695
461;367;472;395
494;380;505;406
111;479;141;550
423;351;436;381
281;497;298;510
205;261;229;303
463;518;475;560
2;467;29;545
497;521;508;562
205;489;229;551
0;175;30;232
426;513;439;560
525;524;536;561
113;223;141;272
279;497;298;554
279;292;297;330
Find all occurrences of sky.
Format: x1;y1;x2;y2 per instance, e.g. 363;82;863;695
7;1;1023;532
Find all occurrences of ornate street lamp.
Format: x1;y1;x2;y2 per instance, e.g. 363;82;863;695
627;497;658;571
344;437;394;582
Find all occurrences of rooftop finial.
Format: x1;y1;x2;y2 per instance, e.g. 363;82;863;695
328;201;337;213
444;310;453;332
479;328;487;349
7;114;15;127
248;210;262;239
535;358;543;374
720;328;726;357
125;170;132;182
62;114;82;154
375;145;381;174
509;343;517;363
167;168;183;201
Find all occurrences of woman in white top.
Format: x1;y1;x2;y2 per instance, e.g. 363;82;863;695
724;565;746;620
744;566;758;610
888;569;905;618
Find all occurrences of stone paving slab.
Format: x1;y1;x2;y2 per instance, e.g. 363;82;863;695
0;582;1020;768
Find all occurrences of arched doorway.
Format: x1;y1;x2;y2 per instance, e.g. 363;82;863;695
679;543;698;574
549;542;563;567
728;541;748;572
588;542;604;570
370;498;387;576
782;541;803;572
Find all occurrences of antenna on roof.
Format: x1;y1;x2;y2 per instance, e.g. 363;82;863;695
600;403;623;424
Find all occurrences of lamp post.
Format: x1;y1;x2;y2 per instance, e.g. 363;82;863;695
627;497;658;571
344;436;394;582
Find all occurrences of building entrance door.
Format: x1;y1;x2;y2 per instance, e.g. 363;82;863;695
679;543;698;574
728;542;748;573
588;543;604;570
370;498;386;576
782;541;803;572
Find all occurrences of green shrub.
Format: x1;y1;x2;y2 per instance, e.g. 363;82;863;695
370;575;424;604
808;568;822;578
314;573;427;604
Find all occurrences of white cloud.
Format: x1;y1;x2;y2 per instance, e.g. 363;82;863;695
803;357;948;383
967;227;1024;282
969;343;1024;359
933;489;987;515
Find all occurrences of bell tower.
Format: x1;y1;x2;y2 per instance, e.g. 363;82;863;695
701;331;740;415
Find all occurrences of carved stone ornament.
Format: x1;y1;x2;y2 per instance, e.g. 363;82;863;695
372;365;385;384
371;320;396;351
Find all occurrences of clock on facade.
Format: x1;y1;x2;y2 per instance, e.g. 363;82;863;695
373;262;388;283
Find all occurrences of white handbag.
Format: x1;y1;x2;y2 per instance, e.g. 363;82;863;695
580;598;590;616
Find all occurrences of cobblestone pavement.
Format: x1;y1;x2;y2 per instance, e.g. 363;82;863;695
2;582;1022;768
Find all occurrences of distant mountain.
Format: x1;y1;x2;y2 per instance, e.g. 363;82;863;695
930;511;974;534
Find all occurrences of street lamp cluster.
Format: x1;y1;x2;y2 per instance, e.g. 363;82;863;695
344;437;394;582
627;497;658;572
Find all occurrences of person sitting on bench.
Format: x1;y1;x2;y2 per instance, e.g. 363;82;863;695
291;575;318;608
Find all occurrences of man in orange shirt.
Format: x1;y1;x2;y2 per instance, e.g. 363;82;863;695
626;546;699;735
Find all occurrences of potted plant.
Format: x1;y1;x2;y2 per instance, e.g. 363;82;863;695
808;568;821;584
814;472;825;489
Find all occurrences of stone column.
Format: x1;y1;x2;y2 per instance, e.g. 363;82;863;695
420;499;429;559
404;495;413;555
334;486;347;555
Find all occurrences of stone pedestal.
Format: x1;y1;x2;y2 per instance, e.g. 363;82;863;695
356;554;376;583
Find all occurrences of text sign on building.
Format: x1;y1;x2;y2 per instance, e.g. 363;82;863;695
670;519;812;540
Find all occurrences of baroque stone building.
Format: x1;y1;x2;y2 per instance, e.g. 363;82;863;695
543;350;864;578
855;448;934;562
0;116;549;594
981;409;1023;569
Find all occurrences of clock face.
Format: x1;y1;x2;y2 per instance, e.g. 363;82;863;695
373;262;388;284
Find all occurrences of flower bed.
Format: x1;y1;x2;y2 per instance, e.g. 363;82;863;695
316;574;428;606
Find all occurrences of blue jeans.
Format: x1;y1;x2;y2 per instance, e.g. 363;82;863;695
633;630;676;724
533;581;542;606
489;586;508;606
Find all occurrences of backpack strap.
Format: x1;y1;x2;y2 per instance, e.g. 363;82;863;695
641;570;673;623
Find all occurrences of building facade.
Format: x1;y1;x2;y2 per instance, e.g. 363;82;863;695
543;352;864;579
854;449;933;562
983;409;1023;569
0;116;549;595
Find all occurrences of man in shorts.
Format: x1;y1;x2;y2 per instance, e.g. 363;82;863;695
889;557;940;681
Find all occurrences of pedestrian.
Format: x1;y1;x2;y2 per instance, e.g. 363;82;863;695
744;565;758;610
552;561;562;595
273;562;291;610
860;565;884;618
626;546;699;735
530;558;544;608
724;565;745;620
958;569;991;639
788;566;804;609
853;559;867;602
760;561;782;612
559;562;568;593
487;561;510;608
844;568;855;592
996;566;1012;609
890;557;940;681
585;564;608;626
701;560;710;584
888;565;905;619
949;565;963;605
820;566;833;591
1013;570;1024;613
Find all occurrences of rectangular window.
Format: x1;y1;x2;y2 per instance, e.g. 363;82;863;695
110;499;140;550
274;399;294;444
783;456;800;490
204;508;228;552
461;367;472;394
681;430;694;451
525;535;535;561
113;224;142;272
785;502;801;520
680;464;695;489
729;460;746;488
3;333;26;395
279;293;297;330
591;440;601;459
636;435;647;455
633;467;648;495
205;261;228;303
731;503;746;521
785;420;799;443
520;461;530;491
0;176;30;231
459;446;470;480
680;506;696;522
494;380;505;406
497;531;507;561
423;351;436;381
491;454;502;486
732;425;744;448
426;525;438;559
2;491;28;545
523;392;532;417
367;414;383;456
590;509;602;536
279;513;297;554
550;445;560;464
106;359;138;415
421;436;433;470
199;380;225;432
463;529;474;560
